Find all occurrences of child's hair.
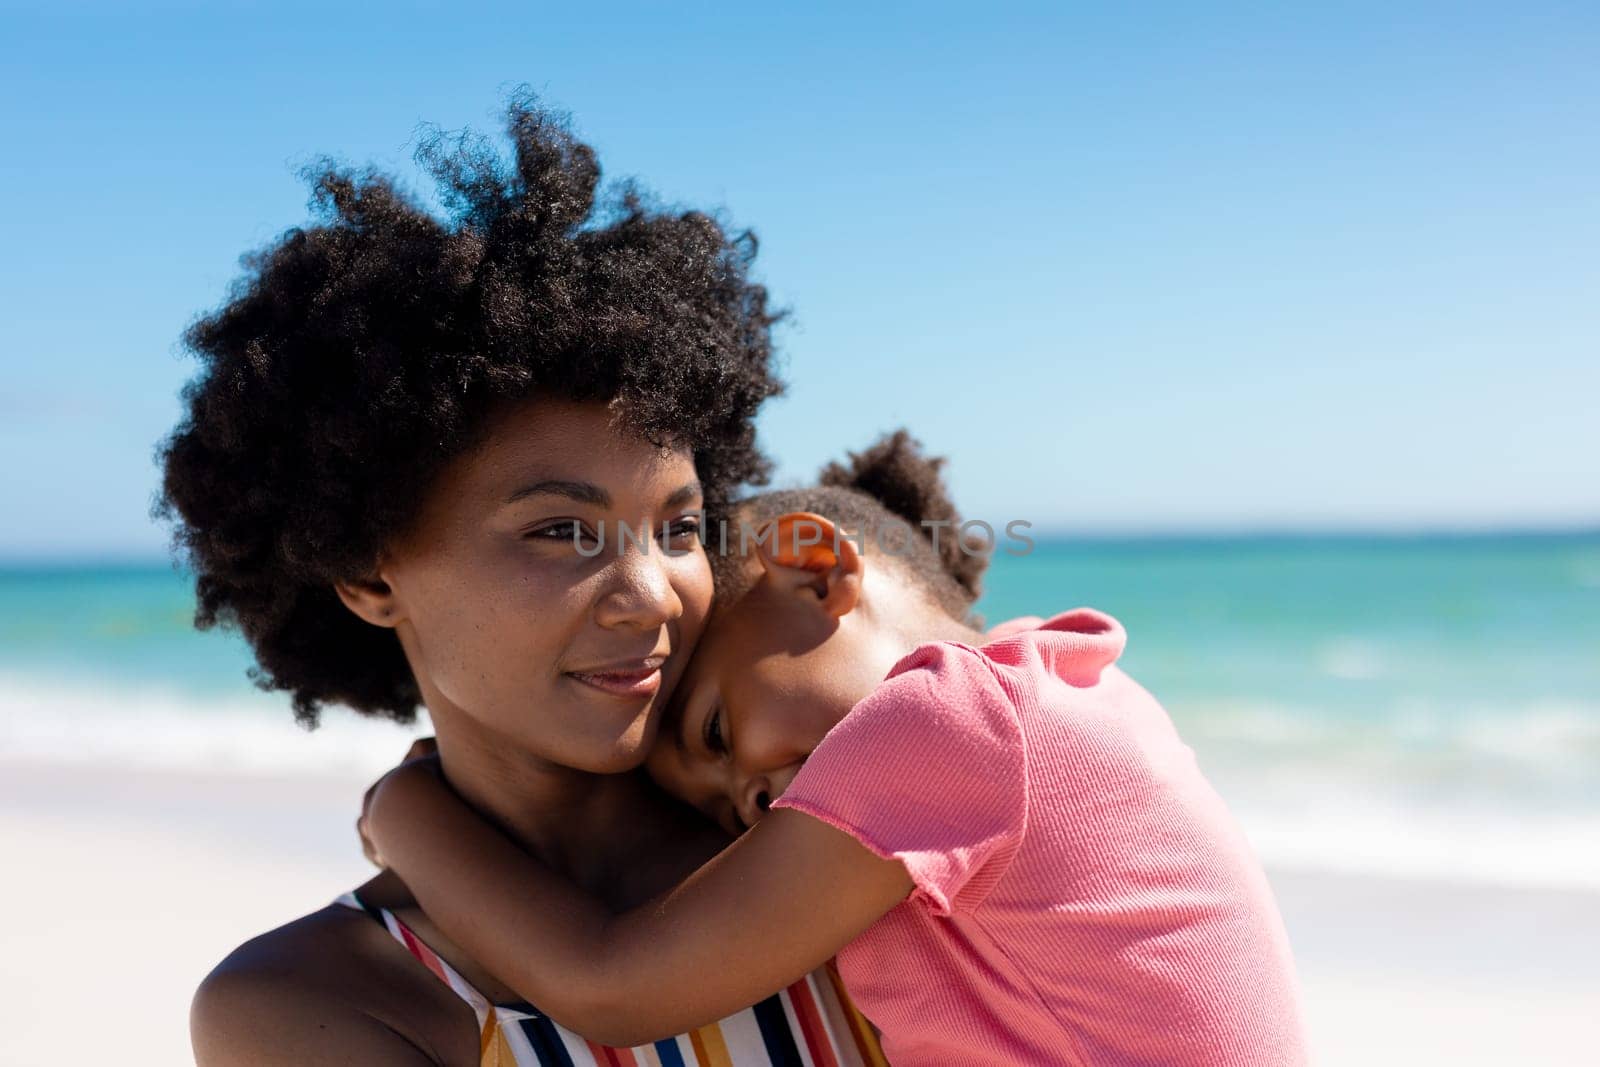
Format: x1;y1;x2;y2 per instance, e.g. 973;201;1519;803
157;93;784;727
715;430;988;623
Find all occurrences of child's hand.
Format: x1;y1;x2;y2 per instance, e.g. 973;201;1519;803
357;737;441;868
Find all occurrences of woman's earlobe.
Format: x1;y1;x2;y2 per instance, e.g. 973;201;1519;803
334;575;403;629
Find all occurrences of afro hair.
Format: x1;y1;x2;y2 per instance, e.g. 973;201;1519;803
158;94;784;727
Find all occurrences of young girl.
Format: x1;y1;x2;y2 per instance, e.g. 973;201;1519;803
366;432;1310;1066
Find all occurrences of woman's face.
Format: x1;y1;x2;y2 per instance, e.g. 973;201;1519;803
370;398;713;774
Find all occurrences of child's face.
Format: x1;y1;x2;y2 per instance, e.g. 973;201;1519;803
646;559;888;837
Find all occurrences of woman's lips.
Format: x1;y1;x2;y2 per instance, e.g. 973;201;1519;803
565;659;665;698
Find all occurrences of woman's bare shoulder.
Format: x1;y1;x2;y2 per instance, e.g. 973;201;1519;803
190;899;477;1066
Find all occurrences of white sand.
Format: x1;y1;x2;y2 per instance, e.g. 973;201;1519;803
1;760;1595;1066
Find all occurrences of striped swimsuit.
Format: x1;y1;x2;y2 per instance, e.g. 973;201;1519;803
336;892;887;1067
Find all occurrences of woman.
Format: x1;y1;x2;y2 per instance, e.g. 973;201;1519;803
165;98;884;1065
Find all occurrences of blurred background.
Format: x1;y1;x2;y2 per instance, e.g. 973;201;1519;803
2;2;1596;1064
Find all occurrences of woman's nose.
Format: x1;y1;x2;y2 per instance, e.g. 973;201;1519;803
593;533;683;631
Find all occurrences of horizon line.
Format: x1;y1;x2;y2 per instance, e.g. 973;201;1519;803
2;520;1597;570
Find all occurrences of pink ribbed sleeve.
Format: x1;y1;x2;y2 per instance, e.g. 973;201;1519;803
768;610;1308;1066
770;642;1027;917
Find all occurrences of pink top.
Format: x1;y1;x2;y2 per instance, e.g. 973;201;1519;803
770;608;1308;1066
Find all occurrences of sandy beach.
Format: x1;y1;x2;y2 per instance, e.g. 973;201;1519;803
1;758;1593;1066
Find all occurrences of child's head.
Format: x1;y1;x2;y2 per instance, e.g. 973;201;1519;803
647;430;988;835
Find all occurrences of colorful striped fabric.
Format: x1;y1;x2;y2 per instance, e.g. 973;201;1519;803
336;892;887;1067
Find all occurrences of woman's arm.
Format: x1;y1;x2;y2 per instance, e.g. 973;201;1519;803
367;761;912;1048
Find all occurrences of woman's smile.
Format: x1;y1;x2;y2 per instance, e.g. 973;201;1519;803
564;654;668;698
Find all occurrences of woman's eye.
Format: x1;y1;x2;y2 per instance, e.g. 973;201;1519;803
703;704;726;755
527;521;592;545
663;516;702;542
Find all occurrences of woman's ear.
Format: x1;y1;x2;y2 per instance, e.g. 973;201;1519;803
753;512;864;619
333;567;404;629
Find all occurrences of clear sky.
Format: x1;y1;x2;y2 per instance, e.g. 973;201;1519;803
1;1;1596;559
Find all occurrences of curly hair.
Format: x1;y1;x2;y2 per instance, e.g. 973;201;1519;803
715;430;990;623
158;94;784;727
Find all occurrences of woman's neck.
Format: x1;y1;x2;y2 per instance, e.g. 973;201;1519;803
424;704;642;894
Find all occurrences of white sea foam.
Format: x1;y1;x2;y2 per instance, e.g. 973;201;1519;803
0;671;432;779
1236;804;1600;891
5;671;1599;890
1154;696;1600;890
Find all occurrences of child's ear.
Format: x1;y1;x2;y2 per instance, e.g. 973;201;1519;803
753;512;864;619
333;565;405;629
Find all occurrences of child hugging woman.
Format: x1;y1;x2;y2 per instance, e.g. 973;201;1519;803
364;431;1311;1066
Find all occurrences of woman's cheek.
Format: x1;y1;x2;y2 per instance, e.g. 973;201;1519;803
668;547;715;625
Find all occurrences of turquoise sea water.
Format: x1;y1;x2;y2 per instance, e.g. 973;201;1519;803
3;532;1598;885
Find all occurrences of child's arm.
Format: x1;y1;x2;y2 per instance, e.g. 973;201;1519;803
366;760;912;1048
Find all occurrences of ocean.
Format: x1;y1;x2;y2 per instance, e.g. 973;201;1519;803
4;531;1597;889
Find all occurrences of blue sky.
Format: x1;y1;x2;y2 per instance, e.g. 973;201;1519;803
1;1;1596;559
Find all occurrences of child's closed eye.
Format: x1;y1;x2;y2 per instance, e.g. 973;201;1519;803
704;702;727;755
